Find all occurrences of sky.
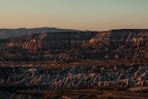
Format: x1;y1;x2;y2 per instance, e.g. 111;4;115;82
0;0;148;31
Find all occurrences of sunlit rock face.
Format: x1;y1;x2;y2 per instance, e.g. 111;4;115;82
20;32;97;51
0;29;147;61
0;64;147;90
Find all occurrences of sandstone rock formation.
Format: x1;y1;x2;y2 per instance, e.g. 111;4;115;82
0;64;147;90
0;29;147;61
0;29;148;99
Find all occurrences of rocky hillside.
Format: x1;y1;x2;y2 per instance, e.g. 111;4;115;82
0;29;148;61
0;64;148;99
0;29;148;99
0;64;147;89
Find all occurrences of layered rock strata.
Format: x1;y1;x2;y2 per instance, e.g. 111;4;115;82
0;29;147;61
0;64;147;90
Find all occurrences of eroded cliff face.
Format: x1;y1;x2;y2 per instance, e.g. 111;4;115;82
0;29;148;99
0;29;147;61
0;64;147;90
0;63;148;98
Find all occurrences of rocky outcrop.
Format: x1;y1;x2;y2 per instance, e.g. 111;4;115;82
0;28;147;99
0;64;147;90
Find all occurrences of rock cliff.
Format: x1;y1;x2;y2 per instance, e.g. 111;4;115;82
0;29;147;61
0;29;148;99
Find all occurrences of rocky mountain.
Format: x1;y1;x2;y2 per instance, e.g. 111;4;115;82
0;29;147;61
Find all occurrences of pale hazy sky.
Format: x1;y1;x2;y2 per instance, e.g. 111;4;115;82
0;0;148;31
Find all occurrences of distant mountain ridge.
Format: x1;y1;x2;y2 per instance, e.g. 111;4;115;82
0;27;78;39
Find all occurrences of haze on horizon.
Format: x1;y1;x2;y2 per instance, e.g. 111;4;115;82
0;0;148;31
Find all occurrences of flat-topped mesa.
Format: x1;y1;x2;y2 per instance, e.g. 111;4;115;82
88;30;148;46
15;31;97;50
0;29;147;61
